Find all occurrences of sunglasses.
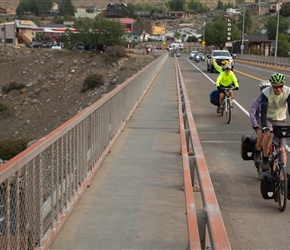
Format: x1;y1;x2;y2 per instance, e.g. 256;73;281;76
272;85;284;89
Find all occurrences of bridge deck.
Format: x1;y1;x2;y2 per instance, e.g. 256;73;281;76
49;57;188;249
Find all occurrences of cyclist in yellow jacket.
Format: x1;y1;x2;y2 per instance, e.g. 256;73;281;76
216;64;239;113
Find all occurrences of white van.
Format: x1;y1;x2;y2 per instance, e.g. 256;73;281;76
167;42;184;51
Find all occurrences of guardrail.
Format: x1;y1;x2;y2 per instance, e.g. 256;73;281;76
0;52;168;250
175;57;231;249
236;54;290;69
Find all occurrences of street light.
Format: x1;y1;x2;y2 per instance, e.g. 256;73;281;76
274;0;280;63
241;5;245;55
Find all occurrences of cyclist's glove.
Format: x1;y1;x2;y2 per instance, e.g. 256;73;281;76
262;127;270;133
217;86;220;90
253;126;260;131
235;87;239;90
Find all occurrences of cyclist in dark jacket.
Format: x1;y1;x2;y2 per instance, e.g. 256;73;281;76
249;80;271;168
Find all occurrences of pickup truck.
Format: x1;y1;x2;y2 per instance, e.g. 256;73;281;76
207;50;235;73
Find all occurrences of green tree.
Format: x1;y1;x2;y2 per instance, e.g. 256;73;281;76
121;3;135;16
276;33;290;57
152;2;168;19
58;0;75;16
16;0;53;16
216;0;224;10
205;15;239;49
187;0;209;13
265;15;289;40
173;31;182;41
237;10;252;34
280;3;290;17
168;0;185;11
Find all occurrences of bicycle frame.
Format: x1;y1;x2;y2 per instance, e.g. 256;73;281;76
220;87;232;124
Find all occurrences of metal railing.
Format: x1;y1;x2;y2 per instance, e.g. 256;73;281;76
175;57;231;249
235;54;290;69
0;52;167;250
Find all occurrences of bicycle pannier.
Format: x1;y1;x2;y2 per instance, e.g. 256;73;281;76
260;172;276;200
209;89;219;106
240;134;257;161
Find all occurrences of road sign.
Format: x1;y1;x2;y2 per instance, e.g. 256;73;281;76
225;42;232;47
202;41;206;46
120;18;134;24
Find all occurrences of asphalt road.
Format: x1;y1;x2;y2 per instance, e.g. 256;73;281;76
178;55;290;249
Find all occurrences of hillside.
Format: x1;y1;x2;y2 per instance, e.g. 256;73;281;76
0;47;156;141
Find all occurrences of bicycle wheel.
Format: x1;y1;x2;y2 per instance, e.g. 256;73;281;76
277;163;287;212
225;98;231;124
220;99;224;117
255;150;263;180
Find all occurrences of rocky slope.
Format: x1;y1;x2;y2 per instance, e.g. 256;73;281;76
0;47;156;140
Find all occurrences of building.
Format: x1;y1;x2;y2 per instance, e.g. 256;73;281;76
0;20;38;47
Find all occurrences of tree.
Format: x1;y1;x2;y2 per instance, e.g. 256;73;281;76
280;3;290;17
216;0;224;10
187;0;209;13
168;0;185;11
276;33;290;57
265;15;289;40
58;0;74;16
205;15;239;49
237;10;252;34
152;2;168;19
16;0;53;16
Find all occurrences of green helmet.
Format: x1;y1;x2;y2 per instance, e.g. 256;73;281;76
269;73;286;85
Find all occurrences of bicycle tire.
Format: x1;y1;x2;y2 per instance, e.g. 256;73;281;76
220;99;224;117
277;163;287;212
255;150;263;180
226;98;231;124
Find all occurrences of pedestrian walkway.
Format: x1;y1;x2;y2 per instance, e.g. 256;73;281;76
49;57;188;249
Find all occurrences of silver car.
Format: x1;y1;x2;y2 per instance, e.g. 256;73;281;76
189;50;198;59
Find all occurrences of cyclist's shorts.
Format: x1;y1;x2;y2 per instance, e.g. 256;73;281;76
266;119;286;147
217;84;235;94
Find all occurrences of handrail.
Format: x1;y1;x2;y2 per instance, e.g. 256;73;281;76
175;56;231;249
176;69;201;249
235;54;290;70
0;53;168;250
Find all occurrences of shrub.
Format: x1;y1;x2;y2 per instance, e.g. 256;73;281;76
82;73;104;92
103;45;128;63
0;138;35;161
2;81;25;94
0;102;8;112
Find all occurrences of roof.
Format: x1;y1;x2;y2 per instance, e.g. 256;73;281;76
15;20;38;29
244;34;270;41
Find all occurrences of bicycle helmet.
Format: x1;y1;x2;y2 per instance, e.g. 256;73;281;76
222;60;230;65
259;80;271;90
269;73;286;85
224;64;232;70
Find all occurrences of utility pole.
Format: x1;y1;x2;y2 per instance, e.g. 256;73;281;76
241;5;245;55
274;0;280;63
4;22;6;47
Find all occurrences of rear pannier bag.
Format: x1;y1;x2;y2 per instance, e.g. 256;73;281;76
260;172;276;200
240;134;257;161
209;89;219;106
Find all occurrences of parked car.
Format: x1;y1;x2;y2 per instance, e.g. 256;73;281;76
207;50;235;73
28;41;42;48
189;50;198;59
74;43;85;51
